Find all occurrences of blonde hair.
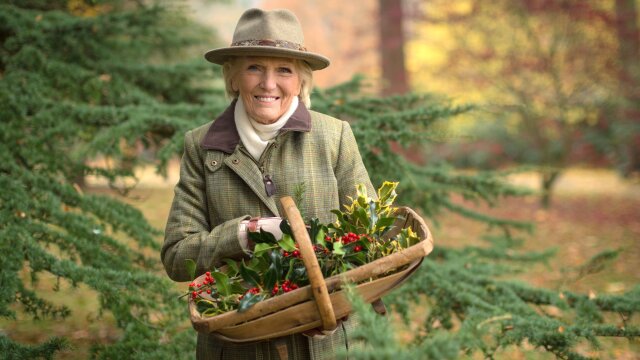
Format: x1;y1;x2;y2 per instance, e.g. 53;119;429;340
222;57;313;108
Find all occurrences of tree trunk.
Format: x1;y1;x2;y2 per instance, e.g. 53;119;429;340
540;170;561;208
378;0;409;95
615;0;640;177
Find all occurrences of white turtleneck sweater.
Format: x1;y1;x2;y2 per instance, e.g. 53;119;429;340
234;96;299;161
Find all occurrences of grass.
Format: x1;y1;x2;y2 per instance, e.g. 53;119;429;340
1;167;638;359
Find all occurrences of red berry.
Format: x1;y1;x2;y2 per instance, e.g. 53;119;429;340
354;245;362;252
191;291;197;299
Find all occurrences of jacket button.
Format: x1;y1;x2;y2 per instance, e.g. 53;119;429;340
211;160;218;166
232;159;239;164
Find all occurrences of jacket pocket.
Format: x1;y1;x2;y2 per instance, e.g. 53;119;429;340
204;152;225;174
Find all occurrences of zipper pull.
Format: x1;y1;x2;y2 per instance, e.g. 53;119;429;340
263;174;276;197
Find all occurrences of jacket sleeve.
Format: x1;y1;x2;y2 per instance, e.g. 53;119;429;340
335;121;376;206
161;130;249;282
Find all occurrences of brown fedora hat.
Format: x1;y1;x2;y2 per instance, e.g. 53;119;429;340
204;8;330;70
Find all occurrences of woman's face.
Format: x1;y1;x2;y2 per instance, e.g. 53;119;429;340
233;56;301;124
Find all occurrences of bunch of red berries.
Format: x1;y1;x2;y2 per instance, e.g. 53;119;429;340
189;271;216;299
271;280;299;295
239;287;260;300
282;249;301;258
340;232;360;244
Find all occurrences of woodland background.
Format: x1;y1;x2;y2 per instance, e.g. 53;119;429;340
1;0;639;359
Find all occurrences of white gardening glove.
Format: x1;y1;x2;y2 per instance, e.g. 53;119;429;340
238;217;284;250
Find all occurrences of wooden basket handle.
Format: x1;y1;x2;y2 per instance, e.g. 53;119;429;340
280;196;337;331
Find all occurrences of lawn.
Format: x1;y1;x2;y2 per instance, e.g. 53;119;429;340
2;167;638;359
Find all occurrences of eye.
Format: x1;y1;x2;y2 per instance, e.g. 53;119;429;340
247;64;261;71
277;67;293;74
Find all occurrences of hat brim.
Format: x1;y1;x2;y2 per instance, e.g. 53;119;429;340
204;46;330;71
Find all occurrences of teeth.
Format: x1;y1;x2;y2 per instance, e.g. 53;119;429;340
256;96;278;102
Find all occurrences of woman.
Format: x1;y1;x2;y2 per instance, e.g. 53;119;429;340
162;8;375;359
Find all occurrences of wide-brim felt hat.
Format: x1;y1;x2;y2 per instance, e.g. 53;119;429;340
204;8;330;71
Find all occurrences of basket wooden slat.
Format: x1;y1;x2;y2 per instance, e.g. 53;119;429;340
189;198;433;342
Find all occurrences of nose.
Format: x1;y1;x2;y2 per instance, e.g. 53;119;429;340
260;69;276;90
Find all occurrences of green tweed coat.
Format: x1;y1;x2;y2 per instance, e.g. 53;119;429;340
162;100;375;359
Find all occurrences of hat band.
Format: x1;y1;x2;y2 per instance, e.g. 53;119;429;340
230;39;307;52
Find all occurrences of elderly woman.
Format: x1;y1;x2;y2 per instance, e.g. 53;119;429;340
161;8;375;360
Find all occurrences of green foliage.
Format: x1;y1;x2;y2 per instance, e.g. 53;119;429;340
341;232;640;359
190;182;421;315
0;1;223;358
312;77;533;230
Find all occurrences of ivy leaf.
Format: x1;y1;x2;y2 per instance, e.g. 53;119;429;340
212;272;230;296
185;259;197;280
239;260;261;287
238;292;265;313
278;234;296;252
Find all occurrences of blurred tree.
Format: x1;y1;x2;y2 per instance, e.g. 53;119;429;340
0;0;226;358
408;0;629;207
379;0;409;94
614;0;640;176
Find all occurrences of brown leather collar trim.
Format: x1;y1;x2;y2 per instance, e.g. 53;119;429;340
201;99;312;153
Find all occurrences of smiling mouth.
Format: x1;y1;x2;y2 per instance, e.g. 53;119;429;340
255;96;279;103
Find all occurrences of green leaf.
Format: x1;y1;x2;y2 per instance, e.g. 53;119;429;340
212;272;231;296
224;259;239;276
369;201;378;231
185;259;197;280
333;241;345;256
196;299;216;313
354;207;369;229
239;260;261;287
248;228;278;244
254;242;273;257
315;228;326;248
229;282;246;295
278;234;296;252
279;219;292;236
375;217;396;232
238;292;265;313
264;265;278;291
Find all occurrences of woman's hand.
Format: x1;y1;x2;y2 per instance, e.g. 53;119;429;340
238;217;283;250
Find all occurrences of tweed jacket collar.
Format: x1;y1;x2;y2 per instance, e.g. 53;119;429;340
201;99;312;152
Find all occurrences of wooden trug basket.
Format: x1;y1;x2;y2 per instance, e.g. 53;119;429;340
189;196;434;342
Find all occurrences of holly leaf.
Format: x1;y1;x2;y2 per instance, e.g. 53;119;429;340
196;299;216;313
279;219;292;236
315;228;326;248
239;260;261;287
211;272;230;296
238;292;265;313
264;265;278;291
248;228;278;244
185;259;197;280
333;241;345;256
254;242;273;257
278;234;296;252
224;259;239;276
375;217;396;233
369;201;378;231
